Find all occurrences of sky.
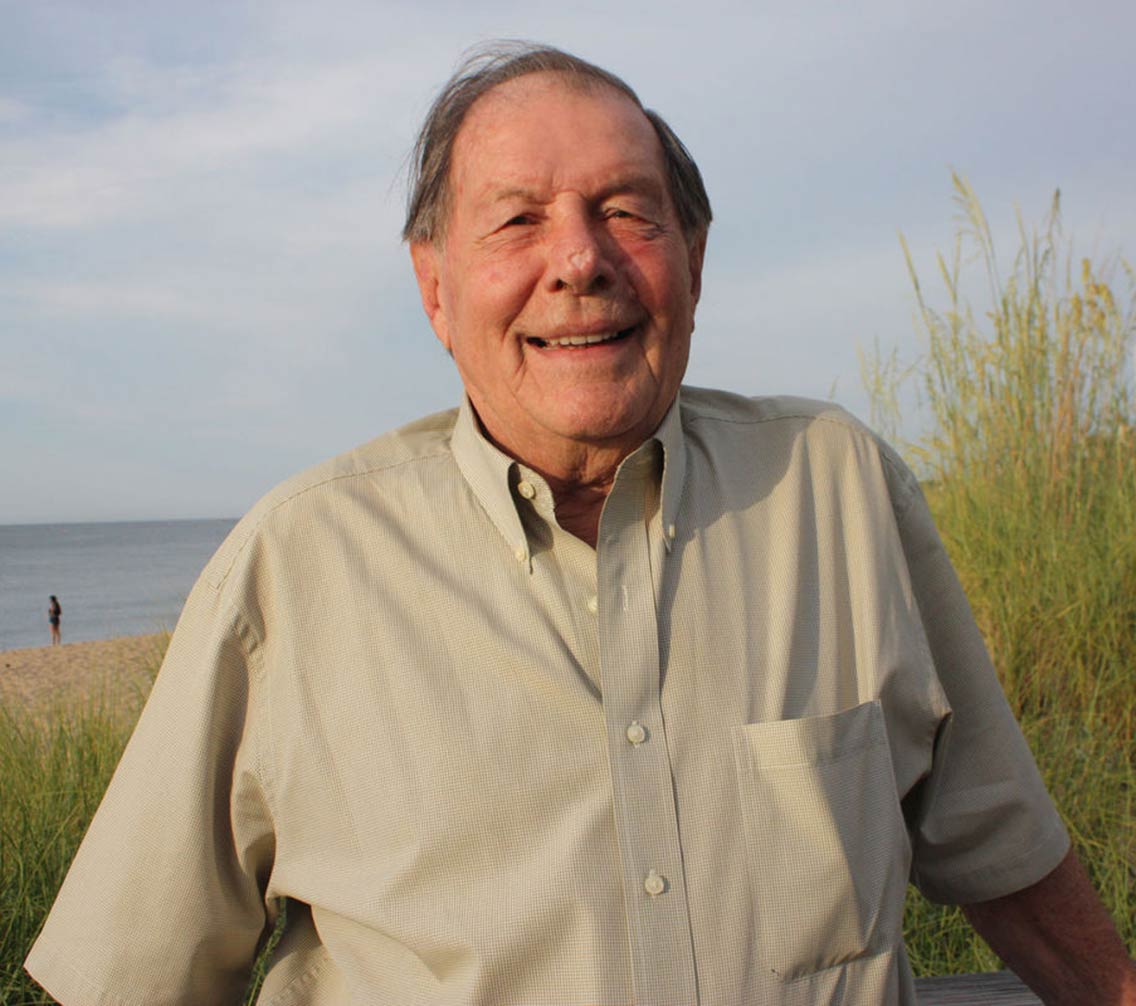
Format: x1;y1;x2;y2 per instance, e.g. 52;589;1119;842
2;0;1134;524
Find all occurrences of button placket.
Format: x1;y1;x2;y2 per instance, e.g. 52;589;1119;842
596;466;697;1005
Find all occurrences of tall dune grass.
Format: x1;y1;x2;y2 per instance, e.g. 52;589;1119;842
1;698;133;1005
867;173;1136;971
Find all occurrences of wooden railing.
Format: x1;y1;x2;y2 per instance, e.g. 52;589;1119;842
915;971;1040;1004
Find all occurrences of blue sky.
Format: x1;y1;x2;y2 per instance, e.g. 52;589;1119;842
3;0;1134;523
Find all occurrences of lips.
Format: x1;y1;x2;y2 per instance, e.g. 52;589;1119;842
527;326;636;349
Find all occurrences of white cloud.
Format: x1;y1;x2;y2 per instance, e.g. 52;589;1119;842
0;55;412;230
0;96;32;124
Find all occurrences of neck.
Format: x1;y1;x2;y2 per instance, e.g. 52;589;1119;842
542;467;616;548
469;410;638;549
465;399;668;548
516;445;624;549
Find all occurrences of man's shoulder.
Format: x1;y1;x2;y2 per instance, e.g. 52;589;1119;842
204;406;460;589
272;406;460;493
678;386;917;501
680;386;870;437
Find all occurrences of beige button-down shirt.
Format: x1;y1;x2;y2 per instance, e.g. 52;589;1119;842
27;388;1068;1006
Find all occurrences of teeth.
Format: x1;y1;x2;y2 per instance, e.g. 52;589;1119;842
544;330;622;348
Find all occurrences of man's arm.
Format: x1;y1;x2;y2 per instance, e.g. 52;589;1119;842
962;847;1136;1006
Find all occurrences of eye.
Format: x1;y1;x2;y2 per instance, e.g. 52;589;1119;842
604;207;636;220
503;213;534;227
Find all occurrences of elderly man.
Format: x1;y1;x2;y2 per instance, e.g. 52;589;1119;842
27;43;1134;1006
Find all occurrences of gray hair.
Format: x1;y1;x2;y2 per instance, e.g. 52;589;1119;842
402;41;712;244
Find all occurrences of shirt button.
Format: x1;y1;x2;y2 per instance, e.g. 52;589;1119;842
644;870;666;896
514;546;527;563
517;481;536;500
586;595;598;615
626;721;647;745
666;523;677;540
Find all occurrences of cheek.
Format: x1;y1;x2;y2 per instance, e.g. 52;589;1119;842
482;267;521;303
471;261;539;327
628;244;694;311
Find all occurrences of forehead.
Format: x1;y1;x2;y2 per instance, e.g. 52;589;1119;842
450;72;666;200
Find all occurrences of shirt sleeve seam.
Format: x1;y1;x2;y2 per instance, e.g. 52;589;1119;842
877;441;919;517
226;590;278;818
686;408;855;430
256;949;335;1006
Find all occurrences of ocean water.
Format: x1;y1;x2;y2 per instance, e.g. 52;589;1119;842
0;519;237;652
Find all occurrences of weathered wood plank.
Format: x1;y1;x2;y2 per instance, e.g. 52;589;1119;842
915;970;1041;1004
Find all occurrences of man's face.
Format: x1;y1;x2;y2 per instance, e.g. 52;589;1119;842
412;72;705;469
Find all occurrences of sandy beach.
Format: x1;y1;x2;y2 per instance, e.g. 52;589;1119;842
0;633;167;713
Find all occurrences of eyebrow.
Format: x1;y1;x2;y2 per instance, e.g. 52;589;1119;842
486;173;667;206
597;173;668;203
489;187;541;205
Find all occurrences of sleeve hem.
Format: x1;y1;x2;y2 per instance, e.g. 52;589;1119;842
25;942;139;1006
915;816;1071;905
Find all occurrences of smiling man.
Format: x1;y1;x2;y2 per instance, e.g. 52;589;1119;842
27;42;1135;1006
409;68;705;547
408;70;699;547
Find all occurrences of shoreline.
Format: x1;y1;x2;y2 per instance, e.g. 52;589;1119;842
0;632;168;712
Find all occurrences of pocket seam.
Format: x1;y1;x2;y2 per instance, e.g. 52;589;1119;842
735;730;888;771
778;944;898;986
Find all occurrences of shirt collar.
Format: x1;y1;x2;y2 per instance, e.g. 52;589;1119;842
450;391;688;556
653;392;686;553
451;396;530;563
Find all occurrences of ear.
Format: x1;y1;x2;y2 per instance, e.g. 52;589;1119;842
410;241;451;351
687;232;707;308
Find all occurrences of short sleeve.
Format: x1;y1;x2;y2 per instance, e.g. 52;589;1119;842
24;563;276;1006
887;460;1070;904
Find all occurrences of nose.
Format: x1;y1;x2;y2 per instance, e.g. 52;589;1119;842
548;209;613;295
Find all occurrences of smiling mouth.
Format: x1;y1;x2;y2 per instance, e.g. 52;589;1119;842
527;327;635;349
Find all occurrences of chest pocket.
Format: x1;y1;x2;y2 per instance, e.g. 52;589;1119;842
732;700;910;981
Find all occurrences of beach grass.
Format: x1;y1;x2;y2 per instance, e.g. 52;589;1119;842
1;698;132;1005
872;173;1136;970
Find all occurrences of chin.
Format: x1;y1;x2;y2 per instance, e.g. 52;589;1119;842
554;407;656;446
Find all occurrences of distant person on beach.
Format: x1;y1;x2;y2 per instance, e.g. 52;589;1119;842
27;42;1136;1006
47;595;61;646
